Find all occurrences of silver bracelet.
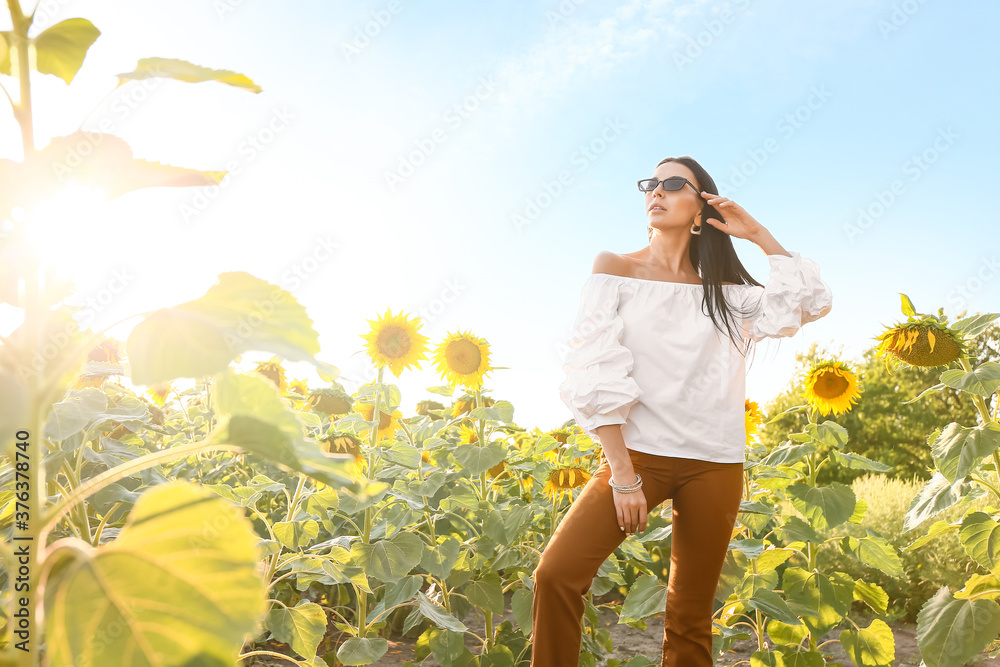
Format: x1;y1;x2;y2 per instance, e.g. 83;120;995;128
609;473;642;493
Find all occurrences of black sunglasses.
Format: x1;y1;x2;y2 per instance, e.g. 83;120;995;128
637;176;700;195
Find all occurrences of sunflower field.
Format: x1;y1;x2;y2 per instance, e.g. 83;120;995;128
3;4;1000;667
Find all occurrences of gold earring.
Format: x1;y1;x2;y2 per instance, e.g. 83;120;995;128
690;218;702;235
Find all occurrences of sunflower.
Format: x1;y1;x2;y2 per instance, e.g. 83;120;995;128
450;394;496;418
873;293;967;369
360;308;430;377
88;338;122;362
803;361;862;417
542;466;592;504
286;378;311;406
487;458;507;477
320;433;366;475
353;402;402;444
145;383;171;408
875;322;965;368
306;387;353;417
744;399;764;445
457;420;479;445
433;330;493;390
415;399;445;417
254;357;286;392
550;429;571;445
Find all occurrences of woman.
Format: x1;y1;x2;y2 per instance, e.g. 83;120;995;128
531;156;833;667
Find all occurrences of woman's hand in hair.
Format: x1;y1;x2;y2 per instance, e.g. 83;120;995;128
698;191;765;241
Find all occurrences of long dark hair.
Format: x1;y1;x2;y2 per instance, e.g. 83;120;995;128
650;156;763;368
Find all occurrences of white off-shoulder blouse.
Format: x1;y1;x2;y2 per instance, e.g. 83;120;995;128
557;250;833;463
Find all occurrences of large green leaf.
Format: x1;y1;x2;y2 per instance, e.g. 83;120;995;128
208;369;359;488
736;571;779;600
421;537;461;580
43;481;266;667
951;313;1000;338
618;574;668;624
365;575;422;625
265;600;326;660
465;571;504;615
34;18;101;84
931;422;1000;484
0;131;226;218
954;574;1000;601
940;362;1000;397
44;388;150;441
786;482;856;531
839;618;894;666
127;272;323;385
960;512;1000;576
903;519;959;552
853;580;889;615
429;629;466;665
828;450;892;472
350;532;423;584
804;420;849;450
774;515;822;544
511;588;533;634
840;532;905;578
903;472;973;533
415;591;467;632
116;57;262;93
916;586;1000;667
765;618;810;647
781;567;854;638
452;442;506;476
745;589;804;626
337;637;389;666
273;519;319;549
44;388;112;440
760;443;816;468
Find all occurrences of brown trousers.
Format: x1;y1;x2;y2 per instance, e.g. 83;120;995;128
530;447;744;667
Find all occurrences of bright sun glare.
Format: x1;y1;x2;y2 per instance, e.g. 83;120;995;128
19;184;110;285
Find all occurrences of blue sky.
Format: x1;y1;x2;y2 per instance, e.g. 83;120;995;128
1;0;997;433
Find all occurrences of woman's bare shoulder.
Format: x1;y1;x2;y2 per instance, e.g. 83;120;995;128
591;251;632;277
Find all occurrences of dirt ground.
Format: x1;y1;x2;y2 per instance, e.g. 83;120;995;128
366;590;1000;667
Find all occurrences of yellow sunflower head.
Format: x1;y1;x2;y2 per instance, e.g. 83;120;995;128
744;399;764;445
415;399;446;417
488;459;509;480
360;308;430;377
320;433;366;475
456;420;479;445
549;429;571;445
450;394;496;418
433;329;493;390
286;378;311;404
145;383;171;408
803;360;862;417
254;357;287;392
873;293;966;369
353;402;402;444
542;466;592;504
88;338;122;363
306;387;354;417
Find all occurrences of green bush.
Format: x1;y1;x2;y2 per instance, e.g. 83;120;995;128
814;473;991;622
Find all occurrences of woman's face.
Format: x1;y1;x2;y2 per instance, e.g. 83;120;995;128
644;162;703;230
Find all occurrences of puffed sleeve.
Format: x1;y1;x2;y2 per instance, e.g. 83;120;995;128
558;274;642;438
741;251;833;342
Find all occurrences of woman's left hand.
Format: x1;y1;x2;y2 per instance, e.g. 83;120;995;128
699;191;765;241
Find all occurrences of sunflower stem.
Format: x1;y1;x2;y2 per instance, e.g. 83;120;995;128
484;609;495;652
958;357;1000;500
